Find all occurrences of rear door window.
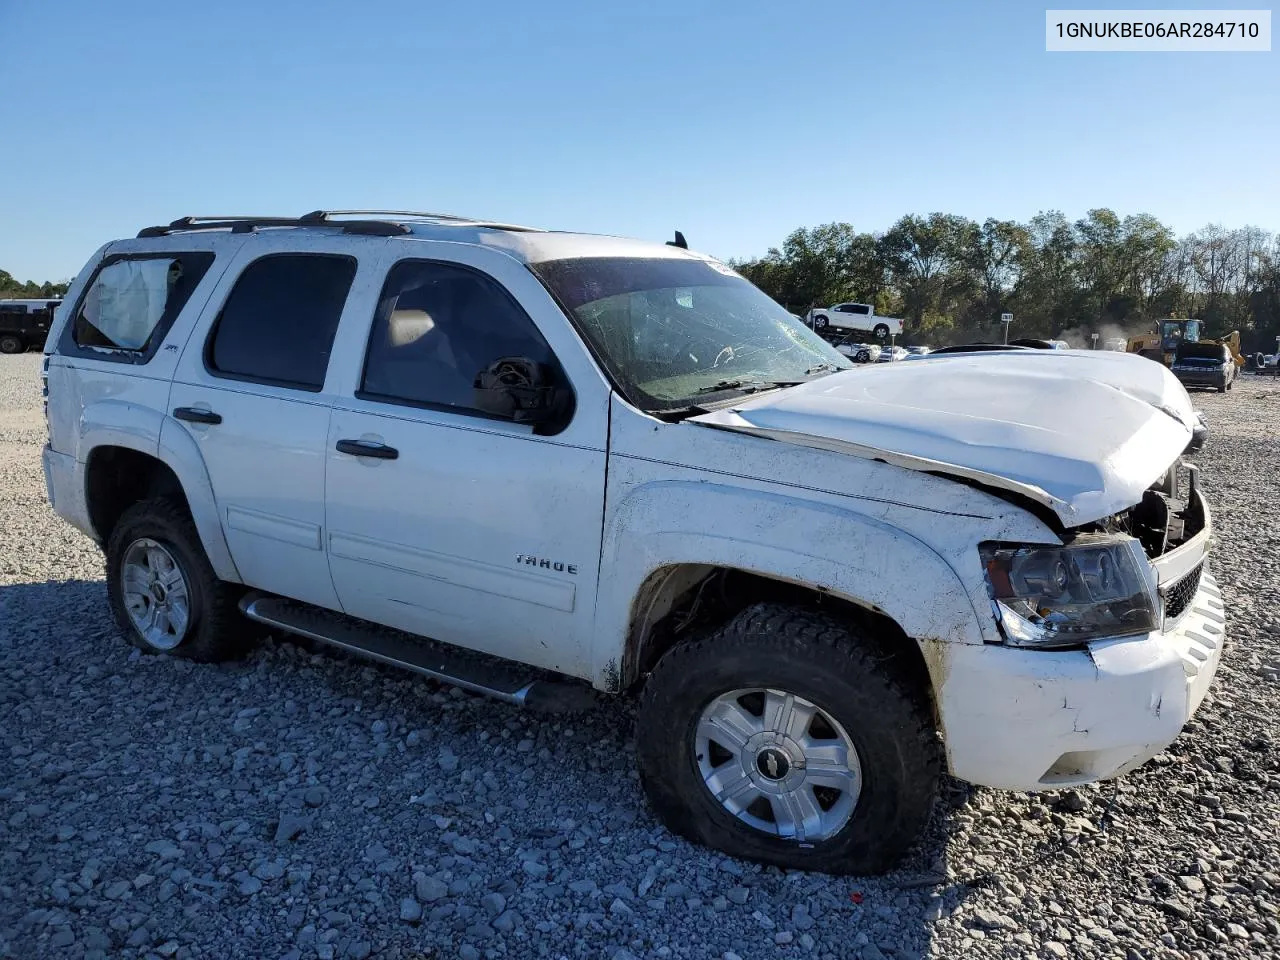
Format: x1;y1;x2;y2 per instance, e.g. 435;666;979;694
206;254;357;391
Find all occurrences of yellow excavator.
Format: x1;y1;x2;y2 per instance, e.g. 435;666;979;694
1127;319;1245;368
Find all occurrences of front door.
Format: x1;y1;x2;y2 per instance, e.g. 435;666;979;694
323;251;608;678
169;233;387;609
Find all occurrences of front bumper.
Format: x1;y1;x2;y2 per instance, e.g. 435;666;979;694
931;570;1225;790
1173;369;1225;389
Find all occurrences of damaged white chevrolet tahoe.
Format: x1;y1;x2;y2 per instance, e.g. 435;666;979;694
41;212;1224;874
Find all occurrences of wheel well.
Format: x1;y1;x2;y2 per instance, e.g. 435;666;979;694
85;447;189;544
625;565;933;705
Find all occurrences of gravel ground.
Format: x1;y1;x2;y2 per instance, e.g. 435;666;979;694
1;350;1278;960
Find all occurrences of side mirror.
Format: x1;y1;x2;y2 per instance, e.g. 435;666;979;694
473;357;570;429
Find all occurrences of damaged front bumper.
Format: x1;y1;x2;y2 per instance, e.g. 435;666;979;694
931;568;1225;790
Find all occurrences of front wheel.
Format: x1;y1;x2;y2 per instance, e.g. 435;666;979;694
636;603;940;874
0;335;24;354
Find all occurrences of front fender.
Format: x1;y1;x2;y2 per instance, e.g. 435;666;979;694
593;480;984;687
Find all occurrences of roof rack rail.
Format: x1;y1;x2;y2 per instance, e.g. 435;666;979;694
307;209;474;221
136;213;411;239
137;210;544;238
303;210;546;232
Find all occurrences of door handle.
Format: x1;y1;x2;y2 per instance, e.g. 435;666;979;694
173;406;222;425
336;439;399;460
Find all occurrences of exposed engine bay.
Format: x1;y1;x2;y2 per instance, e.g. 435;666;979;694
1091;461;1206;560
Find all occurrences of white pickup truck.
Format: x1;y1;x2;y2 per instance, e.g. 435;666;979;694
42;211;1224;875
806;302;905;341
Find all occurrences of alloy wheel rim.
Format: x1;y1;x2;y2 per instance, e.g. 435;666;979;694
121;538;191;650
694;687;862;842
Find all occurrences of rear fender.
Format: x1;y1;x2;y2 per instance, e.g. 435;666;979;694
78;399;166;462
157;419;241;583
76;405;239;583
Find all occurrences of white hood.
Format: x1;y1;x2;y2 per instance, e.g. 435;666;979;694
690;350;1196;526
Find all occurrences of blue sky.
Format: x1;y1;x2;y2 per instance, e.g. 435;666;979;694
1;0;1276;282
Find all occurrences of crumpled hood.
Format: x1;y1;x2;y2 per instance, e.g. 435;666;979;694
690;350;1196;526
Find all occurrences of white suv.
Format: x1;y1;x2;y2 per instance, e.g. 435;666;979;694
42;211;1225;875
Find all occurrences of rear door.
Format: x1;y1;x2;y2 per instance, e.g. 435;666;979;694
169;233;387;609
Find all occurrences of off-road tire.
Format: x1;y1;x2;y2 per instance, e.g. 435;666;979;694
106;497;247;662
636;603;941;874
0;335;24;354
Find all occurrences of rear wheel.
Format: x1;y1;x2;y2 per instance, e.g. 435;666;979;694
0;335;24;354
873;323;890;340
636;603;940;874
106;497;247;662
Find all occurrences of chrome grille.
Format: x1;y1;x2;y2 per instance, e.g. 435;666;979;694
1163;561;1203;623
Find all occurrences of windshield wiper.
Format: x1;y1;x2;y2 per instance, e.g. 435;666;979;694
692;378;778;395
803;362;841;376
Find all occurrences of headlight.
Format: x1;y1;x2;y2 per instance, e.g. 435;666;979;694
980;536;1158;648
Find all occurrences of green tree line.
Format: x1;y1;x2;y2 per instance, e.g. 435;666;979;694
0;269;70;300
733;210;1280;352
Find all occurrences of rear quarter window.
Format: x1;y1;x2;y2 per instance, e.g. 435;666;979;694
58;252;215;364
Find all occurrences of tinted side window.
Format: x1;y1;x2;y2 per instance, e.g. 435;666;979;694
207;254;356;391
68;253;214;358
360;260;559;415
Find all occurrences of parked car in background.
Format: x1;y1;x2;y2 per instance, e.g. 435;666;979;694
903;346;931;360
1172;342;1236;393
805;303;904;341
876;345;909;363
833;341;880;363
0;299;62;353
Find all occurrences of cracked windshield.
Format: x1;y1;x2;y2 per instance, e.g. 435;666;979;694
534;256;851;411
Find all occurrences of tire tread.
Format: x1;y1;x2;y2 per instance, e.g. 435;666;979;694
636;602;941;874
105;496;246;662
